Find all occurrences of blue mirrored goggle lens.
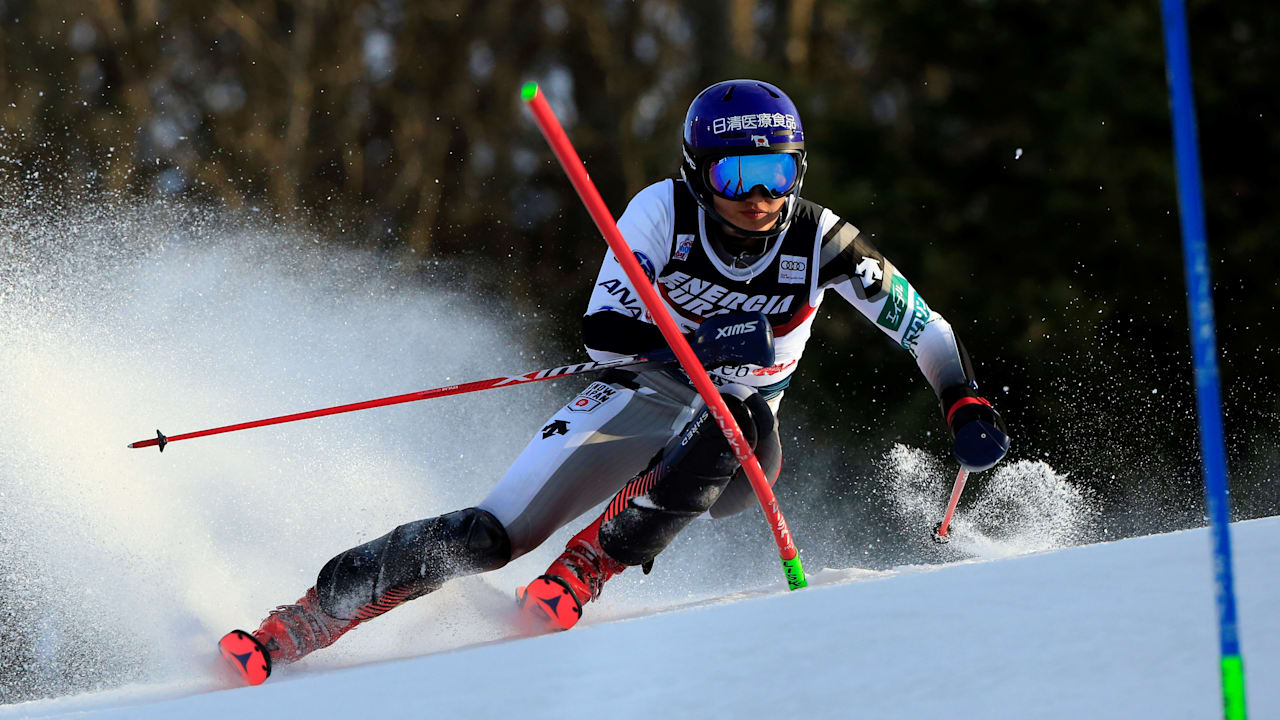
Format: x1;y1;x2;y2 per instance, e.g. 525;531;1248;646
706;154;799;200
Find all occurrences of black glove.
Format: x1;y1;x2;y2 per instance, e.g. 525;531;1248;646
941;384;1009;472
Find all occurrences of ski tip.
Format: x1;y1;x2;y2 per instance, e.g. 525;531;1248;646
218;629;271;686
517;575;582;632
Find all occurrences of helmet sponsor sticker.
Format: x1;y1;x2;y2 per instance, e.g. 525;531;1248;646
712;113;798;134
778;254;807;284
567;381;618;413
751;135;770;147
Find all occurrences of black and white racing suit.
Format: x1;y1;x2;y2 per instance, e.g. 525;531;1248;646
310;178;975;622
477;178;972;556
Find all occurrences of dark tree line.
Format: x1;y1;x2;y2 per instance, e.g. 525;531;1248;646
1;0;1278;705
1;0;1276;514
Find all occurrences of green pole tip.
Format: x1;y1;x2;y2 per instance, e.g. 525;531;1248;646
521;82;539;102
782;556;808;590
1220;655;1248;720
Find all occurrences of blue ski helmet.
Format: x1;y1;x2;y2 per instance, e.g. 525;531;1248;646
680;80;808;246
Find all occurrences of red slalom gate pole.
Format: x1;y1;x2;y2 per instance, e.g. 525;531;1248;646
127;352;666;452
932;468;969;543
521;82;806;590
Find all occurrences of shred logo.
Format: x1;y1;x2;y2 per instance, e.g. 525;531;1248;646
712;113;798;134
899;293;931;357
596;278;642;319
660;271;796;319
715;320;758;339
541;419;570;439
876;275;909;331
680;411;710;446
674;234;695;261
567;381;617;413
778;254;806;284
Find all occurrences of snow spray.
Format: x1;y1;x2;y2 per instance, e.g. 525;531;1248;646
0;198;561;703
878;444;1096;559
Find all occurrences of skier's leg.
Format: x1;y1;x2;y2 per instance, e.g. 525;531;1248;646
220;505;514;682
599;383;776;565
478;375;695;559
705;424;782;519
521;384;776;629
221;374;691;683
314;507;513;621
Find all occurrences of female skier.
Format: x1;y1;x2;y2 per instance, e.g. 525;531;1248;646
219;79;1008;685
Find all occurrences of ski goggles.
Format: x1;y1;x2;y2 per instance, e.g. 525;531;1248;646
705;153;800;201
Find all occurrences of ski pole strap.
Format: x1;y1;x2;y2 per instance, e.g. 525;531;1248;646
945;395;992;426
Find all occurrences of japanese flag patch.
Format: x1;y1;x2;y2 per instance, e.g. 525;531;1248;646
567;381;618;413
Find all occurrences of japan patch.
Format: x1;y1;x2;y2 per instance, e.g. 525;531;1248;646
674;234;696;261
752;134;769;147
567;381;617;413
778;254;807;284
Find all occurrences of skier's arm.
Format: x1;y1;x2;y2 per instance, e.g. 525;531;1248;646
582;310;666;356
818;216;1009;471
582;180;673;361
580;182;775;369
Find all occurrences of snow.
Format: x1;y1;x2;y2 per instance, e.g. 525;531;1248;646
1;204;1274;719
3;517;1275;719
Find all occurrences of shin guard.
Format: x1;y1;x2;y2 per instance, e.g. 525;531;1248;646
315;507;512;621
598;386;776;567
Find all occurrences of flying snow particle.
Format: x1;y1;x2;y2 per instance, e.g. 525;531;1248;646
1014;148;1023;160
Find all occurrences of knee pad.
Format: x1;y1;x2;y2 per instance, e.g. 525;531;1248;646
665;384;775;485
315;507;512;620
708;424;782;519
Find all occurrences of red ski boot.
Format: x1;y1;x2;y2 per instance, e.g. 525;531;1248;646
518;517;627;631
218;587;358;685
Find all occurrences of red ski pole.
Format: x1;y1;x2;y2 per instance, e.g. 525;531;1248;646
932;467;969;543
127;351;669;452
521;82;806;590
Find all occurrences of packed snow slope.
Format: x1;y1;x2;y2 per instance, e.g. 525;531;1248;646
4;516;1275;720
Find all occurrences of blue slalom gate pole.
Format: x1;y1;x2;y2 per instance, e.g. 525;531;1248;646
1158;1;1248;718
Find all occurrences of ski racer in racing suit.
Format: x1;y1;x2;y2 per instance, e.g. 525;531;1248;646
217;79;1010;685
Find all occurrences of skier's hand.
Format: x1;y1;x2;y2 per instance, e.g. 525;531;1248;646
689;311;775;370
941;384;1009;472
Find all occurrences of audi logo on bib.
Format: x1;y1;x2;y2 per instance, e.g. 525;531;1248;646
778;254;807;284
